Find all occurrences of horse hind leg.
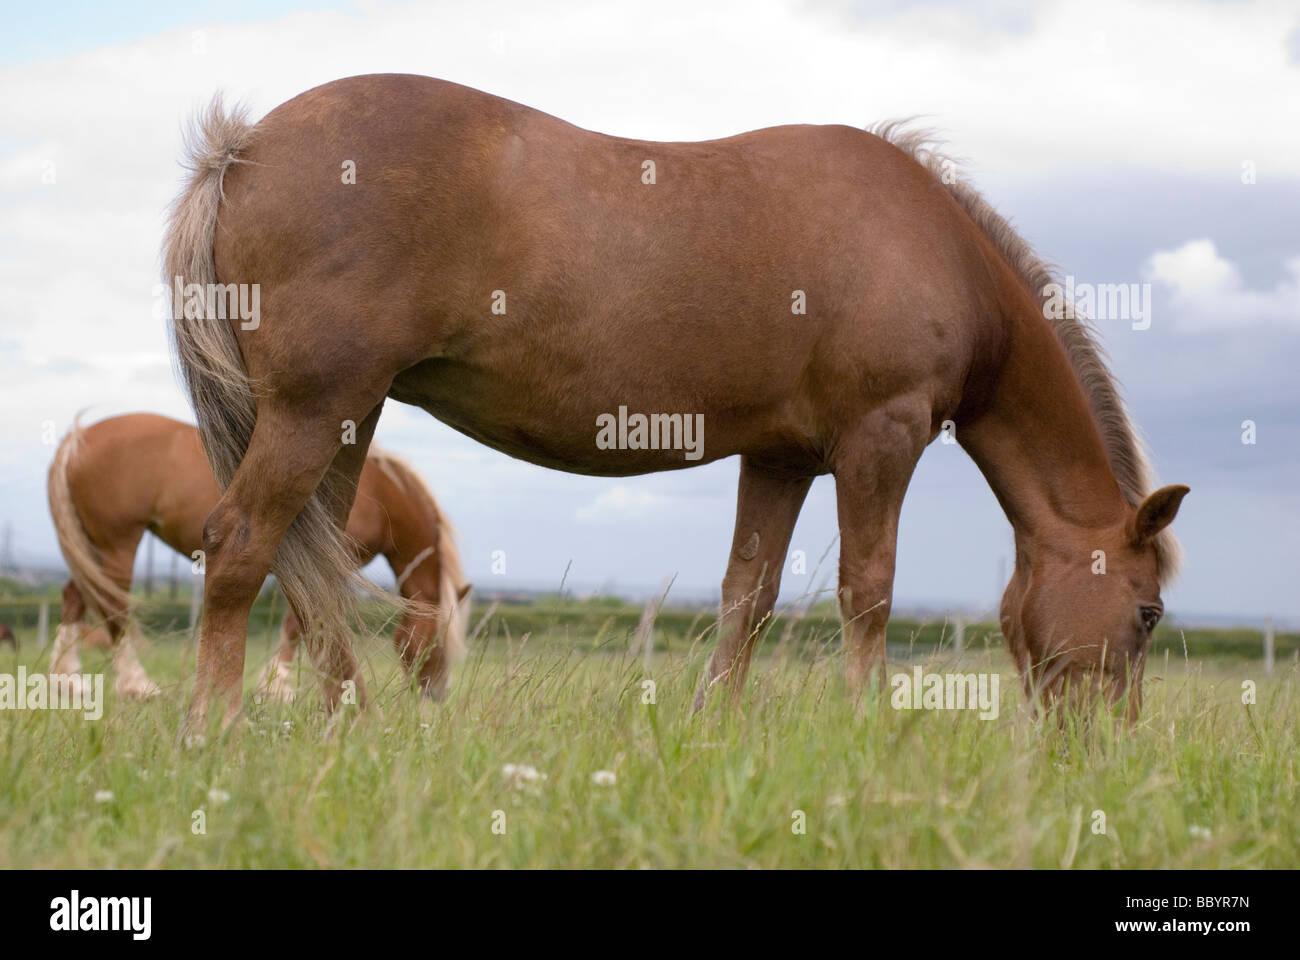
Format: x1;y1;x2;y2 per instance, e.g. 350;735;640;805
297;401;386;716
185;395;383;737
693;457;812;709
97;543;161;699
49;580;87;689
50;572;159;700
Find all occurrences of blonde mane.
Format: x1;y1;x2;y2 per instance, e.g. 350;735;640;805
367;447;470;659
870;121;1181;584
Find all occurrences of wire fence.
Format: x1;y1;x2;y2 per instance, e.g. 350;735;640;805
0;591;1295;666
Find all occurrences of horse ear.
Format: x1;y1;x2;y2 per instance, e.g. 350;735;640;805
456;583;472;602
1128;485;1189;545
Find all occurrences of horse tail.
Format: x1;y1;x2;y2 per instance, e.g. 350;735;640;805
164;96;363;640
48;414;130;625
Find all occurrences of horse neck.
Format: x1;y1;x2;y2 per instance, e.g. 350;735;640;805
958;288;1131;557
379;478;443;604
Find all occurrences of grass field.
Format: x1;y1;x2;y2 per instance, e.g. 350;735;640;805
1;605;1297;869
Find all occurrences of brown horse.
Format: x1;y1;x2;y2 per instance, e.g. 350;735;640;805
0;622;15;650
48;412;469;702
164;74;1186;732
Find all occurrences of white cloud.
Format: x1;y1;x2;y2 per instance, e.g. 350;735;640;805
1;0;1298;617
1144;239;1300;330
575;485;667;523
1146;239;1240;296
1;0;1293;451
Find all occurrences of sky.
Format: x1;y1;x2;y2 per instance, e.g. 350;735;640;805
0;0;1297;624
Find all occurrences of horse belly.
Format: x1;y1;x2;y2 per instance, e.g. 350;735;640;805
391;359;755;476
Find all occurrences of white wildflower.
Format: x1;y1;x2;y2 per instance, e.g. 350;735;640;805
502;763;547;791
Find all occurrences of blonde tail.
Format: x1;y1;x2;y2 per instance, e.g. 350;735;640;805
163;95;362;643
47;415;130;626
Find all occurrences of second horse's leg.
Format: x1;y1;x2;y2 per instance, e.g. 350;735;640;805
49;580;86;684
256;605;302;704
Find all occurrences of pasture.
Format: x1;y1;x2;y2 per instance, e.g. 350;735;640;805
1;594;1296;869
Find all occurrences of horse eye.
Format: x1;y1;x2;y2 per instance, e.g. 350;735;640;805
1139;606;1162;632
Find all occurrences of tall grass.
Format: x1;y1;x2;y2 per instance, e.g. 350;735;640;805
0;618;1295;868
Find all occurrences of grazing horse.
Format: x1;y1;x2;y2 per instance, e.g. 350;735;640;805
47;412;469;701
165;74;1186;732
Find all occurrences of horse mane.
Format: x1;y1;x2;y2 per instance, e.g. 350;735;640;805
869;120;1181;584
366;447;469;659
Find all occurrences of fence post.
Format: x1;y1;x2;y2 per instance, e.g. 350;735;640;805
1264;616;1274;676
638;601;656;672
634;576;675;670
37;600;50;651
189;581;202;640
144;533;155;598
953;614;964;654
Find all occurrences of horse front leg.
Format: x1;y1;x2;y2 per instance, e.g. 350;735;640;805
694;457;812;709
832;400;932;694
111;626;162;699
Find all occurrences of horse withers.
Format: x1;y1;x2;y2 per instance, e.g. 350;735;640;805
164;74;1186;732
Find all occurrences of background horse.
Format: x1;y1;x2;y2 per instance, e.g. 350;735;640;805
47;412;469;701
165;75;1186;732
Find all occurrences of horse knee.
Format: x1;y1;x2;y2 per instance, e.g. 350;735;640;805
200;501;266;605
838;577;892;625
721;559;777;608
